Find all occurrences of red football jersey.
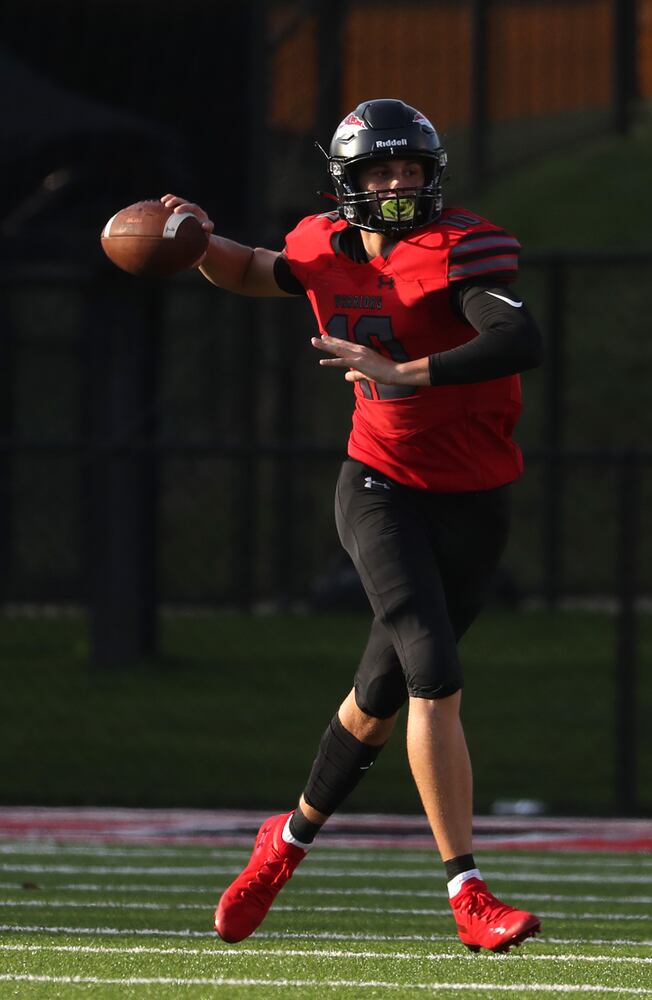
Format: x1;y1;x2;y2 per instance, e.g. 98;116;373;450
284;208;524;492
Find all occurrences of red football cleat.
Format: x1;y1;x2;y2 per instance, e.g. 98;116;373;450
450;877;541;953
214;812;307;943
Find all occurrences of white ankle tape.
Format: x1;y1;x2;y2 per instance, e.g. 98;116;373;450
447;868;483;898
281;816;313;851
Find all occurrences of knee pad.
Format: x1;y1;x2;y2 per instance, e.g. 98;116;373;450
354;674;407;719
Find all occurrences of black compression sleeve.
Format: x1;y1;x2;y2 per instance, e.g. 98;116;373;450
428;283;543;385
273;252;307;295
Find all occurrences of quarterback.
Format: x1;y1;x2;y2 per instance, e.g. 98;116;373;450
162;98;543;953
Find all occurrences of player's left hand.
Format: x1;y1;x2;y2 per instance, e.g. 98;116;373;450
311;333;399;385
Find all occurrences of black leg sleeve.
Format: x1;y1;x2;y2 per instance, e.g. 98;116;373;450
302;714;385;816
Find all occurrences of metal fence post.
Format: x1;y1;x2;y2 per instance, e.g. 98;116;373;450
613;0;638;134
469;0;490;191
614;452;641;814
232;299;258;612
542;257;566;607
316;0;346;137
0;302;14;604
82;271;159;667
228;0;270;612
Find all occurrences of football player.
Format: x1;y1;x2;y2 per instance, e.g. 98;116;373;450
161;97;543;954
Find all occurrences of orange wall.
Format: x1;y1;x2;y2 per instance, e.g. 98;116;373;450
639;0;652;96
270;1;632;133
271;10;318;133
487;0;612;119
342;4;471;133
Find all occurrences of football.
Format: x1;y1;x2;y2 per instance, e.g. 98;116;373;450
100;200;209;277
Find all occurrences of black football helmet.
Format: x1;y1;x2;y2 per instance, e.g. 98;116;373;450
328;98;447;234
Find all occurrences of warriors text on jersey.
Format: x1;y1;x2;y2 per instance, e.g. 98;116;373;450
284;209;524;491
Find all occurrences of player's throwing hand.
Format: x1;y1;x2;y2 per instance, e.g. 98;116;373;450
160;194;215;234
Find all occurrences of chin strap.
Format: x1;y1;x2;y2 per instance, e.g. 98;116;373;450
316;191;339;203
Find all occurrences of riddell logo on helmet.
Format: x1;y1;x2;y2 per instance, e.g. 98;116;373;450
375;138;408;148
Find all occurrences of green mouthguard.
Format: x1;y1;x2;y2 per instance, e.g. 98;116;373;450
380;198;415;222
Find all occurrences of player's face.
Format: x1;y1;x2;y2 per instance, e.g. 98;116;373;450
355;158;426;229
357;159;425;192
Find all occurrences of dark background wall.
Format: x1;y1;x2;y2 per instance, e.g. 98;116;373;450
1;1;261;259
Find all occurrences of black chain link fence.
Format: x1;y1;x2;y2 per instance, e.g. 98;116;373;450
1;254;650;609
0;0;649;812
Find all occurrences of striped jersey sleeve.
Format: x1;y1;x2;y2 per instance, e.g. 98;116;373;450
447;218;521;283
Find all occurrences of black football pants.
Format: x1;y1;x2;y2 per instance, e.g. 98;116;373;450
334;459;512;716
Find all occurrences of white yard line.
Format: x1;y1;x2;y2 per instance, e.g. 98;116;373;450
258;930;652;948
476;856;652;869
0;844;234;859
0;973;650;993
291;888;652;905
0;942;651;965
2;881;651;906
0;923;213;937
1;897;651;922
2;923;651;948
274;905;652;923
1;843;650;869
0;899;182;910
2;862;652;883
0;863;238;876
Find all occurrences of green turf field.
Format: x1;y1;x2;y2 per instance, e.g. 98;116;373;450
1;610;650;815
1;839;651;998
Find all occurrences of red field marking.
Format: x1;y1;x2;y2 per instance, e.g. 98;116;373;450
0;808;650;852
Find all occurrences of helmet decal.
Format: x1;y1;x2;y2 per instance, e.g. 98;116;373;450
334;113;368;141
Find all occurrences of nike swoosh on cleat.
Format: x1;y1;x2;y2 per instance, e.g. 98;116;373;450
485;291;523;307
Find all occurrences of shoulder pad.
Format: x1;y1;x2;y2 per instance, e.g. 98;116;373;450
441;209;487;231
443;209;521;283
